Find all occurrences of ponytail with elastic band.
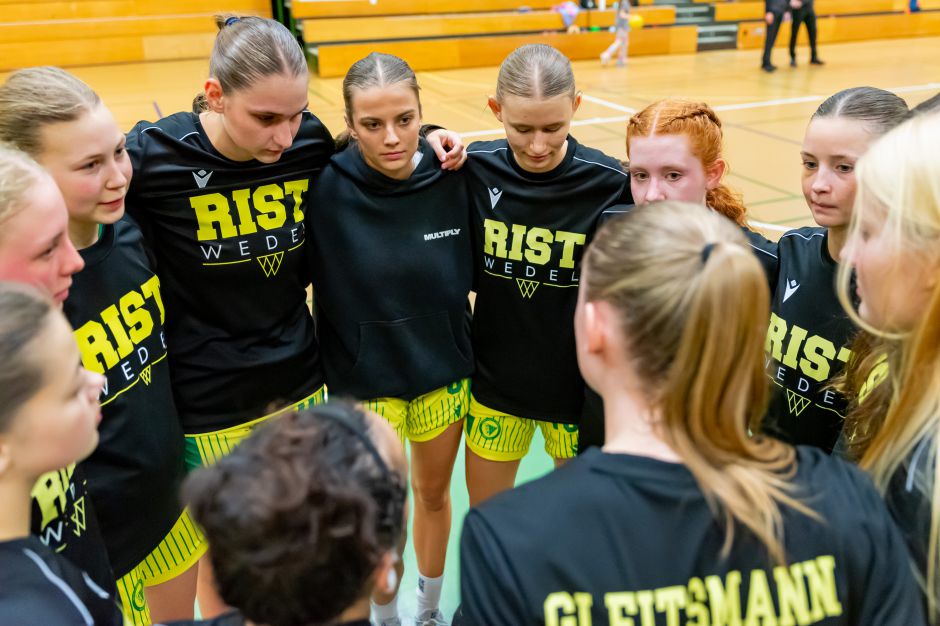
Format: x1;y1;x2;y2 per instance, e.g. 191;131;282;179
701;242;717;264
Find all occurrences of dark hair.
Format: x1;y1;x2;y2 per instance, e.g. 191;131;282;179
336;52;421;151
812;86;909;134
183;401;407;626
0;283;56;432
911;92;940;117
192;14;308;113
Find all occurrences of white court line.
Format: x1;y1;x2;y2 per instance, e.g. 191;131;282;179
749;220;792;233
581;94;636;113
459;82;940;137
713;82;940;112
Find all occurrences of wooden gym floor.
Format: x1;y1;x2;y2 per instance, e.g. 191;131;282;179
8;35;937;235
2;35;938;620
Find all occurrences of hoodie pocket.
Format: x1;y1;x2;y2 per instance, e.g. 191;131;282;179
347;310;473;398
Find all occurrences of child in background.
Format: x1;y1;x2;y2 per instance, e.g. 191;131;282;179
600;1;632;66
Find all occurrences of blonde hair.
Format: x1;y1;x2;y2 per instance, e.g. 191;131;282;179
584;201;813;564
0;66;100;157
837;112;940;615
626;100;748;227
0;143;47;231
192;15;307;113
495;44;576;102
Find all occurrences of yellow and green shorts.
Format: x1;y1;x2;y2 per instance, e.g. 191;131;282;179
465;396;579;462
116;509;207;626
365;379;469;443
185;386;328;470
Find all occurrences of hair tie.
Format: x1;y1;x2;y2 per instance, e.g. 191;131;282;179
701;242;716;263
224;16;241;26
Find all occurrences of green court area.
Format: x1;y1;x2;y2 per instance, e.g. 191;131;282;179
398;432;555;621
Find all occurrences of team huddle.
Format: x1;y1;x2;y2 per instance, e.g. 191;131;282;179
0;12;939;626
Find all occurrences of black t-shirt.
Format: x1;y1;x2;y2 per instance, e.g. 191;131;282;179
125;112;334;432
0;536;124;625
30;464;115;596
763;227;855;453
458;447;926;625
63;217;185;576
465;137;632;423
307;140;473;400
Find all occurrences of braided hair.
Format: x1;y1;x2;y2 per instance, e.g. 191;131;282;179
627;100;748;227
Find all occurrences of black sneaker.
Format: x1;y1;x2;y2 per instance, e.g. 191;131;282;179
761;63;777;73
790;57;797;67
810;58;825;65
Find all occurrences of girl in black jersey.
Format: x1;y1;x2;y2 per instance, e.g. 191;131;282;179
125;15;464;470
0;146;120;594
0;283;123;625
0;67;200;624
123;17;462;617
464;44;631;506
837;113;940;618
457;202;927;626
761;87;908;454
307;53;472;626
165;403;408;626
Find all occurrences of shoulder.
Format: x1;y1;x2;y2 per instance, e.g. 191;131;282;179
571;142;629;179
467;139;509;157
886;436;935;520
778;225;826;249
297;110;334;144
0;539;121;625
128;111;199;144
791;446;891;522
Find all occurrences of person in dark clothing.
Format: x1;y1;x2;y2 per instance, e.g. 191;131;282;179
456;202;927;626
307;52;473;626
165;402;408;626
789;0;824;66
463;44;632;507
762;87;908;454
0;283;124;626
837;112;940;620
0;65;197;625
761;0;789;72
0;146;118;600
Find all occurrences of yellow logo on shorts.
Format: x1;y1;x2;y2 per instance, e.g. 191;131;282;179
132;578;147;611
479;417;502;440
515;279;539;299
786;389;811;416
140;365;152;386
257;252;285;277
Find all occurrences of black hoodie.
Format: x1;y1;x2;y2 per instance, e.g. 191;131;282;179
307;139;473;400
